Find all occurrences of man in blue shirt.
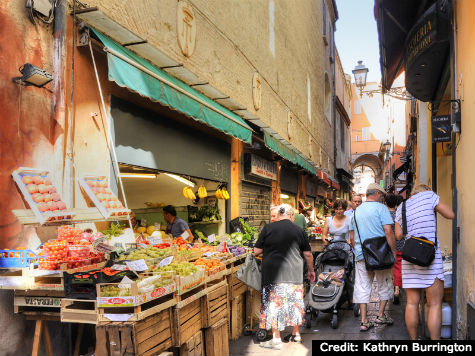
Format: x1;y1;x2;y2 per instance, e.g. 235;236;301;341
163;205;194;242
349;183;396;332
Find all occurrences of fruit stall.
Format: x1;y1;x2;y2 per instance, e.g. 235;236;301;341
1;167;255;356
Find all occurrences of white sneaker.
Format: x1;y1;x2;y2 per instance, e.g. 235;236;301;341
259;339;283;350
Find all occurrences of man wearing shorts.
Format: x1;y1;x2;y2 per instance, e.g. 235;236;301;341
349;183;396;332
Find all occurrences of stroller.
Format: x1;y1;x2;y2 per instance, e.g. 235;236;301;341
304;241;355;329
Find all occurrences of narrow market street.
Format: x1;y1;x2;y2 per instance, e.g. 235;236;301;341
230;287;409;355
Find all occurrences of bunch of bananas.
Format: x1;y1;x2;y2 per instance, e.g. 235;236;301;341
183;186;196;200
198;186;207;198
216;188;230;200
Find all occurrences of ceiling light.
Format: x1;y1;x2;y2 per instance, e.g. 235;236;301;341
164;173;195;187
280;194;289;199
13;63;53;87
120;173;157;179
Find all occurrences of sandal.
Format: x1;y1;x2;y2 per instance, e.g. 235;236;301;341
360;321;374;332
375;314;394;325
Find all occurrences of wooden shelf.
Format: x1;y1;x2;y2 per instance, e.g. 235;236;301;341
189;221;222;225
12;207;130;227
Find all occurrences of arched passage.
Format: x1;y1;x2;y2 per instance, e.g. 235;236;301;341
351;154;385;195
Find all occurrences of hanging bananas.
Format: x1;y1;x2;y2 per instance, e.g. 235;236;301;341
198;186;207;198
182;186;196;200
216;187;230;200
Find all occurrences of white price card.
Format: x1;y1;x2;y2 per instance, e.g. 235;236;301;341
181;230;190;239
94;243;116;254
208;234;216;243
203;252;218;257
138;243;148;249
110;264;127;271
126;259;148;272
148;236;162;245
104;314;133;322
118;276;134;289
157;256;174;267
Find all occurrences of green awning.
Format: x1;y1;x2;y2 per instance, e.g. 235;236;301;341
93;30;252;144
263;132;317;175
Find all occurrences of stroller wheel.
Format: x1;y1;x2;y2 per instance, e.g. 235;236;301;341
256;328;268;341
242;323;252;336
304;313;312;329
353;303;360;317
331;314;338;329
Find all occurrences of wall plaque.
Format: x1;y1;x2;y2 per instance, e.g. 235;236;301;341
252;72;262;110
177;1;196;57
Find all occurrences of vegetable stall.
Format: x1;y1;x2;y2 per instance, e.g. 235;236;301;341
0;167;257;356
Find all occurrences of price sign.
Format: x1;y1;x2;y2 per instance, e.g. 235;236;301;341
125;259;148;272
138;243;148;249
94;243;116;254
110;264;127;271
203;252;218;257
157;256;174;267
208;234;216;243
148;236;162;245
182;230;190;239
92;236;106;249
118;276;134;289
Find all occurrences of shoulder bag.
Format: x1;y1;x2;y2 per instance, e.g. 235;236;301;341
236;254;262;292
401;201;437;267
354;210;395;271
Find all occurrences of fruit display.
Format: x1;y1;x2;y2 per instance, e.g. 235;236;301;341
229;245;246;256
197;186;207;198
79;175;129;218
100;285;132;297
44;240;68;261
182;186;196;200
118;246;172;262
152;261;199;277
12;168;71;223
67;245;91;259
192;258;223;273
215;187;230;200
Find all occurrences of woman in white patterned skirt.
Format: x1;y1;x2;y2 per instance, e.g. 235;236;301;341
394;184;454;340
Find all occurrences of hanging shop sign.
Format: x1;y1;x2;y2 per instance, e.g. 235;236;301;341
244;154;277;181
404;0;450;102
432;115;452;142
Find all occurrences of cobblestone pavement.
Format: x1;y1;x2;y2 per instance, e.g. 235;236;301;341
230;287;409;356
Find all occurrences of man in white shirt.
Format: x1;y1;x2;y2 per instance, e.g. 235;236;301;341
344;194;363;217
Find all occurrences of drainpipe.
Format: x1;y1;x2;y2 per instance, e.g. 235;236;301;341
449;1;458;340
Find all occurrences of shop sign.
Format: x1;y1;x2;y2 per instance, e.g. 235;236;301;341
404;2;450;102
16;296;61;307
432;115;451;142
245;154;277;181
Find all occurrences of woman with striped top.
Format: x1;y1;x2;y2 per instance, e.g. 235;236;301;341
394;184;454;340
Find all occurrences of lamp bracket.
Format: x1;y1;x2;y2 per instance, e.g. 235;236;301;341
77;22;90;47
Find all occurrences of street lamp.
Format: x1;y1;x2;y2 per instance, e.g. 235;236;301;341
352;60;369;97
384;140;391;160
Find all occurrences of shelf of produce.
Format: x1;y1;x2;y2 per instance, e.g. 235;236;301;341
12;207;130;227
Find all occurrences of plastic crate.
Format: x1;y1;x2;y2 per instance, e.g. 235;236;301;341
0;249;42;268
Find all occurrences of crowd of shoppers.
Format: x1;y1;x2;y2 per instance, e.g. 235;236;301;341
252;181;453;346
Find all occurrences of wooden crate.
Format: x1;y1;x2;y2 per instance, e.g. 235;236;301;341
61;299;98;324
230;293;246;340
179;330;204;356
204;319;229;356
173;297;203;347
227;266;247;300
95;307;173;356
14;290;64;314
203;281;229;328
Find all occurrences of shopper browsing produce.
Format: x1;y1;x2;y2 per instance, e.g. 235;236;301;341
163;205;194;242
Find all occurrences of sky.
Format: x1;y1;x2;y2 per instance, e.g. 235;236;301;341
334;0;381;83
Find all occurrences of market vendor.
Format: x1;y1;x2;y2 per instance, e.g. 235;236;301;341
163;205;194;242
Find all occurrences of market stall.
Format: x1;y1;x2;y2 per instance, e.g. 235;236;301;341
1;167;256;356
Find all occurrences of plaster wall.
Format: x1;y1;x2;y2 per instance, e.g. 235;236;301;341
80;0;336;172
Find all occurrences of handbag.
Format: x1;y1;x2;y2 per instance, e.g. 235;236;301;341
354;210;395;271
401;201;437;267
236;254;262;292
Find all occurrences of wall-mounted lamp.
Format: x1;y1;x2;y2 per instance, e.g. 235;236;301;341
13;63;53;87
164;173;195;187
120;173;158;179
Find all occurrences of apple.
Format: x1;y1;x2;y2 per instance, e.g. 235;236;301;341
56;201;67;210
22;176;33;184
43;194;52;202
37;202;49;212
43;178;52;185
47;201;57;211
27;184;38;194
47;185;56;193
32;176;44;185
